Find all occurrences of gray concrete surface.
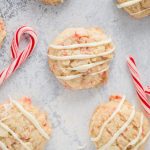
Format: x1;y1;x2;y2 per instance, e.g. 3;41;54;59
0;0;150;149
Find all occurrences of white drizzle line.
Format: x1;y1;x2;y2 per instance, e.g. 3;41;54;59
90;67;108;76
134;130;150;150
57;67;109;80
0;116;11;122
9;98;49;140
131;7;150;15
48;48;115;60
91;95;126;142
57;74;82;80
49;38;112;50
99;106;136;150
117;0;142;8
0;141;8;150
0;121;31;150
124;113;144;149
65;59;111;72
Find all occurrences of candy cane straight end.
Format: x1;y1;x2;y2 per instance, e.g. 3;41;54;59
127;55;150;116
127;55;136;65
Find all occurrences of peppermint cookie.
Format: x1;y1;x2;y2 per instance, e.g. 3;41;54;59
41;0;63;5
0;97;51;150
48;27;115;90
0;18;6;48
117;0;150;18
89;95;150;150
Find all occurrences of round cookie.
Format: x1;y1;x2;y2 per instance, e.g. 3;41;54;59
89;95;150;150
48;27;115;90
0;18;6;48
117;0;150;19
0;97;51;150
41;0;63;5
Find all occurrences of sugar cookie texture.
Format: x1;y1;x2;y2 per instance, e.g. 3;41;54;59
117;0;150;18
41;0;63;5
48;27;115;90
0;97;51;150
0;18;6;48
89;95;150;150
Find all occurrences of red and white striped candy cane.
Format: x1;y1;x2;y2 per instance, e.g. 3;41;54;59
0;26;37;85
127;56;150;116
145;86;150;96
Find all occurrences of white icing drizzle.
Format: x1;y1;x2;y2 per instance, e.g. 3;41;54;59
48;48;114;60
90;67;108;76
10;99;49;140
117;0;142;8
57;74;82;80
57;67;109;80
124;114;144;149
0;121;31;150
131;7;150;15
99;106;136;150
65;59;111;72
0;141;8;150
91;95;126;142
49;38;114;77
134;130;150;150
49;38;112;50
0;116;11;122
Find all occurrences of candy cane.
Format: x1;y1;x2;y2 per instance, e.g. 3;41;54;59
127;56;150;115
0;26;37;85
145;86;150;96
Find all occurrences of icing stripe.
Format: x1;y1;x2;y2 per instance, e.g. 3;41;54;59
134;130;150;150
99;107;136;150
91;95;126;142
131;8;150;15
0;141;8;150
0;116;11;122
57;67;109;80
57;74;82;80
48;48;114;60
124;114;144;149
90;67;108;76
49;38;112;50
10;99;49;140
65;59;111;72
117;0;142;8
0;121;30;150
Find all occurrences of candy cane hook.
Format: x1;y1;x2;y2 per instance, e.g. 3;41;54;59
0;26;37;85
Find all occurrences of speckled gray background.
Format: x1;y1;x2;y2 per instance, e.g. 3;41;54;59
0;0;150;149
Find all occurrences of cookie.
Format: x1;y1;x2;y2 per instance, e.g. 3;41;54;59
48;27;115;90
117;0;150;19
0;97;51;150
41;0;63;5
0;18;6;48
89;95;150;150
